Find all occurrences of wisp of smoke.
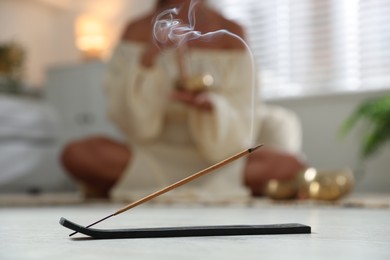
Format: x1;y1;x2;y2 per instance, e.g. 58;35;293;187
153;0;257;145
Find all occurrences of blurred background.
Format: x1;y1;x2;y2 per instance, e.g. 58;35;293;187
0;0;389;195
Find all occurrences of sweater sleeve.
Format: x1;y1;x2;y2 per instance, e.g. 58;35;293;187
104;42;170;142
188;51;260;163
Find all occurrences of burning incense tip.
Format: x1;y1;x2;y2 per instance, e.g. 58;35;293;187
248;144;263;153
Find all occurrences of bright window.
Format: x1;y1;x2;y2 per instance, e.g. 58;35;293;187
211;0;390;99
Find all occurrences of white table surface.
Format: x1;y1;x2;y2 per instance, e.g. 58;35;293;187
1;202;389;260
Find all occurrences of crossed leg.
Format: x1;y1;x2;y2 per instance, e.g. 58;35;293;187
61;107;306;198
61;135;131;197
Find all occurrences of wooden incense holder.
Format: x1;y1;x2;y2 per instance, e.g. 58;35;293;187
60;218;311;239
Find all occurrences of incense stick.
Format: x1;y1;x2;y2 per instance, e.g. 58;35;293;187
69;144;262;237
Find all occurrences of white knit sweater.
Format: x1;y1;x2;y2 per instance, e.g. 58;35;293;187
104;41;258;201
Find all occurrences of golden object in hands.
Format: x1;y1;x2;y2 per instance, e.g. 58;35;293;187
264;167;354;201
176;74;214;92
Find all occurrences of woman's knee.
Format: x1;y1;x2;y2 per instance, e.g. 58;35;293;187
61;136;130;175
243;148;307;185
60;140;86;173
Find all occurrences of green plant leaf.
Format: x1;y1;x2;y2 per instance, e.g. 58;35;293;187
339;93;390;159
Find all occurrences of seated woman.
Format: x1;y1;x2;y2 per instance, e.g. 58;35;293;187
61;0;306;199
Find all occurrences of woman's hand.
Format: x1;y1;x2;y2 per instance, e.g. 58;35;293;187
170;89;213;111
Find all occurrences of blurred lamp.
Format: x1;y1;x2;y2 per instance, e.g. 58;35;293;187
75;15;108;60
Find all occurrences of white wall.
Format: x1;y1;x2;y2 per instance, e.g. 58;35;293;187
269;89;390;193
0;0;78;87
68;0;155;57
0;0;156;87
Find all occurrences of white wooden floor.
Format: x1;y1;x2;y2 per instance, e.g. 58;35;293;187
1;203;389;260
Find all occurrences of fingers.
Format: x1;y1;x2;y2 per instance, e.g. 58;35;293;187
170;90;213;111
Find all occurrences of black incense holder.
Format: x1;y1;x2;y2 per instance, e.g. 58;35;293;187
60;217;311;239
